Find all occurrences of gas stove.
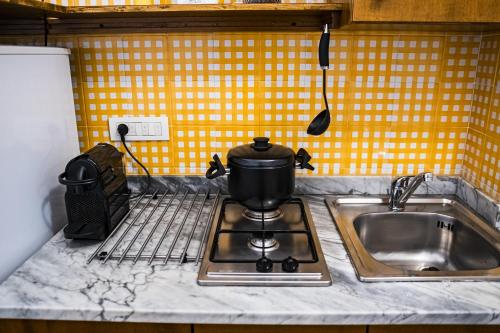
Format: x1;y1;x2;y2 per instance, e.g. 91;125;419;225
197;197;332;286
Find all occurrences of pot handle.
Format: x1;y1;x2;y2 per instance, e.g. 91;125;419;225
206;154;227;179
296;148;315;171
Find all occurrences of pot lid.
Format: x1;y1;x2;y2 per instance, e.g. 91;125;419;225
227;137;295;168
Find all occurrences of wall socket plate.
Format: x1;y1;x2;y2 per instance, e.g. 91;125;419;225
108;116;169;141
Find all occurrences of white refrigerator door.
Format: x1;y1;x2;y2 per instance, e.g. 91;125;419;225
0;46;80;282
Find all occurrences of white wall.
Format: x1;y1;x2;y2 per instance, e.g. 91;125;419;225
0;46;80;282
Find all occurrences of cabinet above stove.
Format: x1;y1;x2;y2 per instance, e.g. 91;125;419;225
0;0;344;35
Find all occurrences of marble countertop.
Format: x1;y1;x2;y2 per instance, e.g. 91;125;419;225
0;194;499;325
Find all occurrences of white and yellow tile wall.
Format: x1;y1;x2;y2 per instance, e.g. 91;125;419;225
0;29;498;201
43;32;480;175
463;34;500;201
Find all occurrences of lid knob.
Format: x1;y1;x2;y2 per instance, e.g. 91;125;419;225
251;137;271;151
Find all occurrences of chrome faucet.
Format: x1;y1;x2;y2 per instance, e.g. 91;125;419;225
388;172;433;211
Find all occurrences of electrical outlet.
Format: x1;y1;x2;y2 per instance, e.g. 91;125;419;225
108;116;169;141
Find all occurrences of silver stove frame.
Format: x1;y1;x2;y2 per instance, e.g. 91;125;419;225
197;196;332;286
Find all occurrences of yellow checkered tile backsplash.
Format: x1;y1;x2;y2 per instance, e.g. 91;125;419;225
0;30;498;201
463;34;500;201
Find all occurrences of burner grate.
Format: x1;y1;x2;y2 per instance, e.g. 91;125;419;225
197;196;332;286
208;198;319;264
87;187;220;265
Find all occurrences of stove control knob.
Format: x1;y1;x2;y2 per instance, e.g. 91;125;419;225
256;257;273;273
282;256;299;272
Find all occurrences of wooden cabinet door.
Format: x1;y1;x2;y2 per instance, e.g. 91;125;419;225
349;0;500;23
369;325;500;333
0;320;190;333
194;324;365;333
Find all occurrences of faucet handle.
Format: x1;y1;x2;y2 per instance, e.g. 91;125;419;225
389;172;433;211
422;172;433;182
392;176;411;189
394;172;433;186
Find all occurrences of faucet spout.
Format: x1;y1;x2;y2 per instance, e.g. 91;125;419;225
389;172;433;211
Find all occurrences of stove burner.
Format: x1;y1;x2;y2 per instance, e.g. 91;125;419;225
248;233;280;252
243;208;283;222
198;197;332;286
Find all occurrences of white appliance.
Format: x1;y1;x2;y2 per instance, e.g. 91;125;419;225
0;46;79;282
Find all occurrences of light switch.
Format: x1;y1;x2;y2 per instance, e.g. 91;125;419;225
135;123;143;136
108;116;169;141
154;123;162;136
128;123;137;136
141;123;149;135
149;122;162;136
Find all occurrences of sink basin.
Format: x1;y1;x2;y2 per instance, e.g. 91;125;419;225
326;196;500;281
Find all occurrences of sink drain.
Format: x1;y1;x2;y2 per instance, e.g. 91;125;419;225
420;266;440;272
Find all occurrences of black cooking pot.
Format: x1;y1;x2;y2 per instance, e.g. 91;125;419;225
206;137;314;211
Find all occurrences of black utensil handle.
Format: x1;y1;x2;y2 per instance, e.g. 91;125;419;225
322;69;329;112
296;148;315;171
206;154;226;179
319;25;330;69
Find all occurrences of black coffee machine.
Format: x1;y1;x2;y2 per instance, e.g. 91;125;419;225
58;143;130;240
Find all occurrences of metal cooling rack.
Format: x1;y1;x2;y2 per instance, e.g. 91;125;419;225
87;187;220;265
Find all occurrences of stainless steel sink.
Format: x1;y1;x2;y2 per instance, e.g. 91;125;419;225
326;196;500;281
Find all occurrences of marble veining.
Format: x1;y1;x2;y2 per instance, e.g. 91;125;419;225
0;194;499;325
129;175;459;196
456;178;500;229
130;175;497;227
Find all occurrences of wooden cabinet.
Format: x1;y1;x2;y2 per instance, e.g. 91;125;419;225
369;325;500;333
193;325;500;333
0;320;190;333
2;321;499;333
1;0;500;34
341;0;500;30
348;0;500;23
194;324;365;333
0;0;344;34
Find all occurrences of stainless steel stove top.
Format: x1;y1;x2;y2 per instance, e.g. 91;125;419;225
197;197;332;286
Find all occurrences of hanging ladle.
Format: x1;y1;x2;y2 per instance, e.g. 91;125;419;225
307;24;331;136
